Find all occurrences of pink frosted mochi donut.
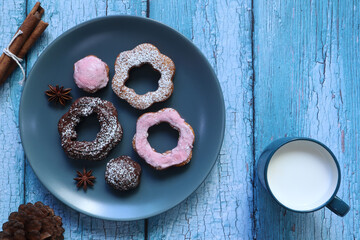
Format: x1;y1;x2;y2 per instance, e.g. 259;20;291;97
133;108;195;170
74;55;109;93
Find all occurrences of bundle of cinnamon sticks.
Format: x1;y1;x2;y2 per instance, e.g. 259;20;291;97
0;2;48;86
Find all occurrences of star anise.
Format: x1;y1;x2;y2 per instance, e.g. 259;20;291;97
45;84;72;106
74;168;96;191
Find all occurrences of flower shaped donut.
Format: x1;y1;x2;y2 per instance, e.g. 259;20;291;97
133;108;195;170
112;43;175;110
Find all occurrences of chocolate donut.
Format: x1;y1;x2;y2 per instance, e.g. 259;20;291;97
112;43;175;110
105;156;141;191
133;108;195;170
58;97;122;161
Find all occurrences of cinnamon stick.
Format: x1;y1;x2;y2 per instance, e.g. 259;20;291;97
0;13;41;73
0;2;45;86
0;2;44;66
29;2;44;16
0;10;41;66
1;21;48;82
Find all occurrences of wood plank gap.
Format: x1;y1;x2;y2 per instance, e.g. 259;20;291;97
250;0;257;239
146;0;149;18
25;0;28;15
23;0;28;205
144;219;148;240
23;154;26;203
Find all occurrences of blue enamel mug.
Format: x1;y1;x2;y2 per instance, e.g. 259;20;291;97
257;137;350;216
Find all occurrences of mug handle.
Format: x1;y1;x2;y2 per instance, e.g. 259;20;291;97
326;196;350;217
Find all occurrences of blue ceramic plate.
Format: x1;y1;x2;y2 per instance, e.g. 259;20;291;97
19;16;225;221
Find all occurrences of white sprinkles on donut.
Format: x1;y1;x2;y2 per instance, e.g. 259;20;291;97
105;156;141;191
112;43;175;110
58;97;123;161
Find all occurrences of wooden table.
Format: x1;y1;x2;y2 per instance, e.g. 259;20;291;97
0;0;359;239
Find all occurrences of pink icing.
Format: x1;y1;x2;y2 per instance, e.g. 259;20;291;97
74;55;109;93
134;108;195;170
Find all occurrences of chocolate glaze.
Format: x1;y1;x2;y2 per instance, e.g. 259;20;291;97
58;97;122;161
105;156;141;191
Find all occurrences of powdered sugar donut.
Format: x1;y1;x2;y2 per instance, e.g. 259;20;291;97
74;55;109;93
112;43;175;110
133;108;195;170
58;97;122;161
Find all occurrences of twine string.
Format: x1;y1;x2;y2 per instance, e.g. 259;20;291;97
3;30;25;85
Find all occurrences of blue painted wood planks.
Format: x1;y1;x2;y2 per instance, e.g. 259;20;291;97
0;0;26;227
254;0;360;239
0;0;359;239
148;0;254;239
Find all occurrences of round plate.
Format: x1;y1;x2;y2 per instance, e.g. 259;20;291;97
20;16;225;221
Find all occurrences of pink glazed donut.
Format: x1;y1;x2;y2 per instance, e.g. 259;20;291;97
133;108;195;170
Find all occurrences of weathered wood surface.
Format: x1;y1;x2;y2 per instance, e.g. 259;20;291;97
0;0;359;239
2;0;146;239
253;0;360;239
0;0;26;227
148;0;254;239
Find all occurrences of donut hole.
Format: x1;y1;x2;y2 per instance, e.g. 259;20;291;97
125;63;161;95
147;122;179;153
75;113;101;141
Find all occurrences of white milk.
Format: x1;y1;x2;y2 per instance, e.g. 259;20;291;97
267;140;339;211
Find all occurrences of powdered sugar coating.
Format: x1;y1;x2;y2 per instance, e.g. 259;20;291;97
133;108;195;170
105;156;141;191
112;43;175;110
74;55;109;93
58;97;123;161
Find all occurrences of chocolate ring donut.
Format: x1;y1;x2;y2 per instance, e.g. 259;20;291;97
112;43;175;110
133;108;195;170
58;97;123;161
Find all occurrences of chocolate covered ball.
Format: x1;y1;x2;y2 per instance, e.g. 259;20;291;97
105;156;141;191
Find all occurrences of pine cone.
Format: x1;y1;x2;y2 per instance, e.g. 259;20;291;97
0;202;64;240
